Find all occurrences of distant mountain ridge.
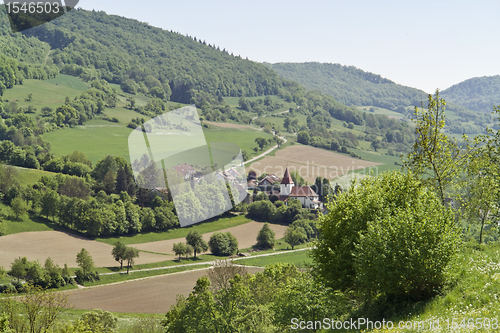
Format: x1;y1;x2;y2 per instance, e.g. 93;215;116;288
266;62;428;110
441;75;500;113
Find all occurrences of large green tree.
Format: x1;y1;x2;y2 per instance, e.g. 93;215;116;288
185;231;208;258
111;242;127;269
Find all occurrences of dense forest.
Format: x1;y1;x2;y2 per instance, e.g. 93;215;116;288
441;75;500;113
267;62;429;109
1;7;295;103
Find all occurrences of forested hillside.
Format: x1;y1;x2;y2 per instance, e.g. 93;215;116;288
267;62;497;135
267;62;428;110
1;7;295;103
441;75;500;113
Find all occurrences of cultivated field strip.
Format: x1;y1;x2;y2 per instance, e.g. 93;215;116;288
63;267;265;313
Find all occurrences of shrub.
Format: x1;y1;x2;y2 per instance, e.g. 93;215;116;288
0;283;17;294
247;200;276;221
312;171;461;301
11;281;23;293
354;190;460;300
208;232;238;256
74;269;100;285
256;223;275;249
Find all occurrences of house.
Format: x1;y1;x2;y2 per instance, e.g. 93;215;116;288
173;163;195;180
278;167;322;209
216;171;236;183
258;174;281;186
247;179;258;189
227;168;242;179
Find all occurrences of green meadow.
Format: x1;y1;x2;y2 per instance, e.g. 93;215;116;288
2;75;89;114
357;105;407;118
237;249;312;267
44;119;275;164
11;166;57;186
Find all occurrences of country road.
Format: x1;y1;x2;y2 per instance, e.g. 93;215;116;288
244;109;290;165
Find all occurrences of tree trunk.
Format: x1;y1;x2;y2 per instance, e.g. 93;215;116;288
120;260;123;269
480;214;486;244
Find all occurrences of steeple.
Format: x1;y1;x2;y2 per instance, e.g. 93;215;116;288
281;167;294;185
280;167;294;196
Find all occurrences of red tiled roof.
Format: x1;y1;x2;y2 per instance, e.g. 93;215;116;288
173;163;195;177
281;167;294;185
289;186;318;197
259;174;281;186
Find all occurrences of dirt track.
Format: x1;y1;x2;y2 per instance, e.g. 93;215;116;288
133;221;288;255
64;267;264;313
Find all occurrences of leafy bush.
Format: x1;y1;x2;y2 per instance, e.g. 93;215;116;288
0;283;17;294
312;171;461;301
354;189;460;300
247;200;276;221
74;269;100;285
208;232;238;256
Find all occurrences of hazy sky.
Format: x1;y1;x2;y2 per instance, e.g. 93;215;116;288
79;0;500;93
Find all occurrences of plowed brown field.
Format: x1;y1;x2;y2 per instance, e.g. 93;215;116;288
64;267;264;313
0;231;168;268
247;145;381;182
133;221;288;255
0;222;287;268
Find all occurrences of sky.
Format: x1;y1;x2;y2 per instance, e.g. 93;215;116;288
79;0;500;94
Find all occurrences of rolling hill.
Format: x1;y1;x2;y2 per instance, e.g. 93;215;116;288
266;62;428;110
441;75;500;113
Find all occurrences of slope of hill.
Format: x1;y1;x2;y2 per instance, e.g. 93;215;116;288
267;62;428;110
441;75;500;112
0;7;295;103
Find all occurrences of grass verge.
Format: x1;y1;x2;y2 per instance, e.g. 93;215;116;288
83;264;211;287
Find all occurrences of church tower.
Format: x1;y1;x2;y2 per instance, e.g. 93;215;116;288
280;167;294;196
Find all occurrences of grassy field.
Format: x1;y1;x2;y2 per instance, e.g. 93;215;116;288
237;249;312;267
44;118;275;164
11;166;57;186
0;203;58;235
95;214;252;245
357;105;407;118
2;75;89;115
43;120;134;164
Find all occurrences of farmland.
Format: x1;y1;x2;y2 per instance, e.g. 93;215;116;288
0;219;287;268
44;119;275;165
132;221;288;255
63;266;265;314
246;144;382;182
0;230;169;268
